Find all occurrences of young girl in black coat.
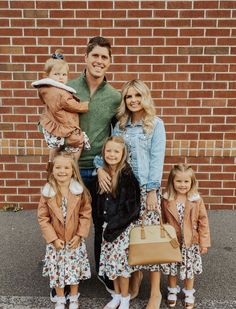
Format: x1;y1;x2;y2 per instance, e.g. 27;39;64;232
96;136;141;309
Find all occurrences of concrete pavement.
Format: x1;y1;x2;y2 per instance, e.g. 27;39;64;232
0;209;235;308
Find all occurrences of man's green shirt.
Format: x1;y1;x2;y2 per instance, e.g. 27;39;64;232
68;72;121;169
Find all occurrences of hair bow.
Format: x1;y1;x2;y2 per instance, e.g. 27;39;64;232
51;53;64;60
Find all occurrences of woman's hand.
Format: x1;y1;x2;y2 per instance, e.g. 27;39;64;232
53;239;65;251
97;167;111;193
68;235;81;250
146;190;158;211
200;247;208;254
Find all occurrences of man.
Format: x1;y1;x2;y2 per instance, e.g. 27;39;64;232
68;37;121;293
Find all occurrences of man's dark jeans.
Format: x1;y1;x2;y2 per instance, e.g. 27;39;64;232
80;168;103;274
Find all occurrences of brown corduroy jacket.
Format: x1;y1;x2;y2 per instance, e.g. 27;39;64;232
161;194;211;249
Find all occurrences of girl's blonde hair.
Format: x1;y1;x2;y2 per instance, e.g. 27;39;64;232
48;152;91;206
117;79;156;134
102;136;128;197
44;49;69;76
165;163;199;200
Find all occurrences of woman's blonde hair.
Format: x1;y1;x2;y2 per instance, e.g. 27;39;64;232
165;163;199;200
44;49;69;76
102;136;128;197
48;152;91;206
117;79;156;134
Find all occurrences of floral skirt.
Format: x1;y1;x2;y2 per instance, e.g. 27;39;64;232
99;224;135;280
161;243;202;280
131;187;161;272
42;239;91;288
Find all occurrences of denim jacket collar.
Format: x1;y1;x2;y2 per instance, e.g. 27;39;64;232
126;117;143;127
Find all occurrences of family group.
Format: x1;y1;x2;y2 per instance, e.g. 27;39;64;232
34;36;211;309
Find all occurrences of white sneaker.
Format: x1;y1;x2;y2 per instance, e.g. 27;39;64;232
68;293;80;309
118;294;130;309
55;296;66;309
103;293;121;309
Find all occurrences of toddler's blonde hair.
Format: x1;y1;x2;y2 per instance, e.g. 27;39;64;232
165;163;199;200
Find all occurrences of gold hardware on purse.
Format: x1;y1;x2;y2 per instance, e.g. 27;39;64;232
128;210;182;265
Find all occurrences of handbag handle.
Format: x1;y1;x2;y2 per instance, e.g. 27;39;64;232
140;209;165;238
140;209;180;248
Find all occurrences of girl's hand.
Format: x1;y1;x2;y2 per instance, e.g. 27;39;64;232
69;235;81;250
53;239;65;251
146;190;158;211
200;247;208;254
97;167;111;193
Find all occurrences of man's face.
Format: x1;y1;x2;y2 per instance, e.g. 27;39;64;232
85;45;111;79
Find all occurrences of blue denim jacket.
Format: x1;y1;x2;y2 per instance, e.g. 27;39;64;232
94;116;166;191
113;117;166;191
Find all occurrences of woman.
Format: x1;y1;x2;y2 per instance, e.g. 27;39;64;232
97;79;166;309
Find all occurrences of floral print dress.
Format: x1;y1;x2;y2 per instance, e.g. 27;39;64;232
42;197;91;288
99;222;135;280
161;202;203;280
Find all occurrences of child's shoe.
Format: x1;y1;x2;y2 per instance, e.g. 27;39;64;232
68;293;80;309
55;296;66;309
166;286;180;307
118;294;130;309
182;289;195;309
103;293;121;309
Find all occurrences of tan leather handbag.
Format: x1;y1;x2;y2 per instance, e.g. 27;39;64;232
128;211;182;266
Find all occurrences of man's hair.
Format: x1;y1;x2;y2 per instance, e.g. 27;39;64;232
86;36;112;57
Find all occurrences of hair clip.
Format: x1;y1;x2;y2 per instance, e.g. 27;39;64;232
51;53;64;60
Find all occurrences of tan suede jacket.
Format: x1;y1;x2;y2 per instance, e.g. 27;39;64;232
161;194;211;249
39;85;88;138
38;180;92;244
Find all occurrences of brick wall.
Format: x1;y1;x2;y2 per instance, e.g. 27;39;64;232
0;1;236;210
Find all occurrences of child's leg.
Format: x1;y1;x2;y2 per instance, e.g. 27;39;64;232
184;277;194;290
183;278;195;309
103;278;121;309
129;270;143;299
118;276;129;297
167;275;180;308
70;284;79;296
168;275;177;287
118;277;130;309
68;284;80;309
55;287;66;308
49;148;58;162
55;287;64;297
73;148;83;162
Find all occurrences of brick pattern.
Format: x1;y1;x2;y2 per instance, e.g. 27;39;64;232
0;1;236;209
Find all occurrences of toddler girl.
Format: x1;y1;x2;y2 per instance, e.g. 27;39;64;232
32;50;90;172
161;163;211;309
38;152;92;309
97;136;141;309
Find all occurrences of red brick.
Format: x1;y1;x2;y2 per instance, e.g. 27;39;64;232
89;20;113;27
0;10;22;17
140;19;165;27
0;19;9;26
24;10;49;18
115;1;139;9
192;20;217;27
36;19;61;27
192;38;216;45
63;20;87;27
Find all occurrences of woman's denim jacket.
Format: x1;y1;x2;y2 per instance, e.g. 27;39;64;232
94;116;166;191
